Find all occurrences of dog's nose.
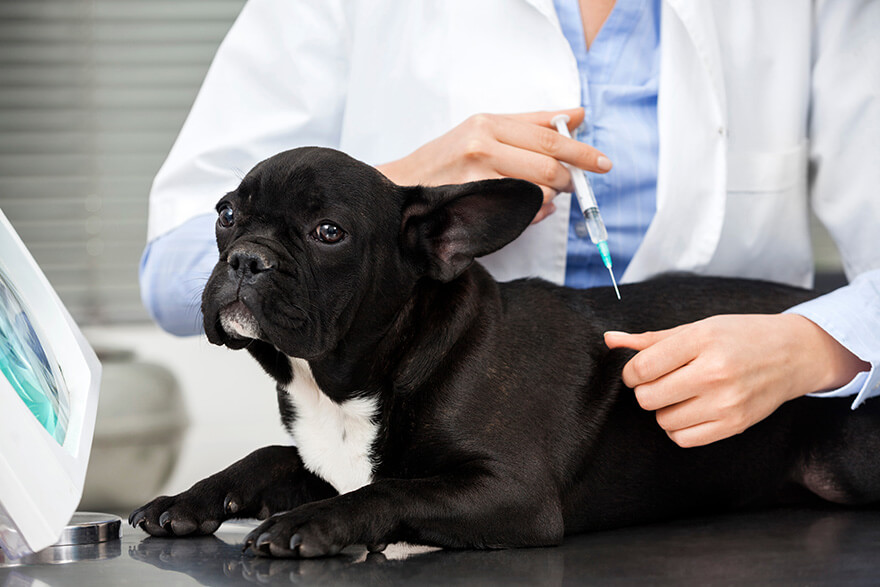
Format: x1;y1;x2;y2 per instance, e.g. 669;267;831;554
228;249;274;278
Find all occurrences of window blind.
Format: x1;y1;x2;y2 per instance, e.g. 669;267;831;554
0;0;246;324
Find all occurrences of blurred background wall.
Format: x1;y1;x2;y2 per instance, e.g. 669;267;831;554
0;0;847;512
0;0;288;513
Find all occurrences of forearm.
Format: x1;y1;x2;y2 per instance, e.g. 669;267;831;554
139;213;218;336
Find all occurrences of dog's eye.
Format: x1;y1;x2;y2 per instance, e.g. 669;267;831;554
218;205;235;228
315;222;345;244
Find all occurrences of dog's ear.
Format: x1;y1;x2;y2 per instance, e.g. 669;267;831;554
401;178;543;282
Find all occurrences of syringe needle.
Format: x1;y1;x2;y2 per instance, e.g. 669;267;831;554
608;267;620;300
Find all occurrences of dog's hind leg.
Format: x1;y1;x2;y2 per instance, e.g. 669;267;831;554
129;445;336;537
795;401;880;505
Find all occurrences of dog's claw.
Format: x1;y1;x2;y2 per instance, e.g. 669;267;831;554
255;532;272;552
223;494;240;515
159;511;172;531
242;533;257;553
129;509;145;528
289;533;302;551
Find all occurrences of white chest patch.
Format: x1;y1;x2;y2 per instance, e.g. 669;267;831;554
283;358;379;494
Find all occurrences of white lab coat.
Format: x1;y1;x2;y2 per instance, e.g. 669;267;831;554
147;0;880;287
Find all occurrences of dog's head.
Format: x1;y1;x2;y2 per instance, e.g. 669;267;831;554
202;147;542;359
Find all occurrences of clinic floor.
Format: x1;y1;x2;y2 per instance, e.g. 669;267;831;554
3;505;880;586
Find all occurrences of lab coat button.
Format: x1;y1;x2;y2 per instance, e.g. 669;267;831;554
717;126;726;136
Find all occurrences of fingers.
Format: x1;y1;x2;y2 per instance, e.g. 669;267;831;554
531;201;557;224
491;112;613;173
655;396;755;448
663;421;729;449
653;394;717;433
630;367;704;412
605;330;651;351
490;141;573;193
376;108;609;214
505;107;586;131
605;326;698;389
609;315;800;449
654;394;727;448
639;375;739;448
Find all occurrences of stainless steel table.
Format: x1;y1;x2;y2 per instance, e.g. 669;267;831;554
3;506;880;586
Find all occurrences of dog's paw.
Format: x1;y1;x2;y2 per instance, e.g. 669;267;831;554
243;504;365;558
129;491;234;537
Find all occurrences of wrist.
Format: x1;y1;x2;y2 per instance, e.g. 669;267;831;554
783;313;870;394
376;143;436;186
376;159;411;185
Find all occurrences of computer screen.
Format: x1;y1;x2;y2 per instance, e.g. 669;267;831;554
0;209;101;560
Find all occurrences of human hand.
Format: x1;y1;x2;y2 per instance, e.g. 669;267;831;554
376;108;613;224
604;314;870;448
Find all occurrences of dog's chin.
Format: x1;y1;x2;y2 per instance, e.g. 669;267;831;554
219;300;262;342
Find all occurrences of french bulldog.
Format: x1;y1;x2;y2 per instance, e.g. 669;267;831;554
130;147;880;558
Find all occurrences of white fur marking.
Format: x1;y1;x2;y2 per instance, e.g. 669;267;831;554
220;302;261;339
284;358;379;494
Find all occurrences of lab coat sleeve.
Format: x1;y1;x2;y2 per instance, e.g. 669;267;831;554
809;0;880;279
146;0;351;242
140;213;217;336
785;269;880;408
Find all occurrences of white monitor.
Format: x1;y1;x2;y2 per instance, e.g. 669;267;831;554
0;208;101;559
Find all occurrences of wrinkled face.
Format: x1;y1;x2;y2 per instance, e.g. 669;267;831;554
201;147;410;359
202;146;544;360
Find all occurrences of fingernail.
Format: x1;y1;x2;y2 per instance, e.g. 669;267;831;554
596;156;612;171
604;331;630;337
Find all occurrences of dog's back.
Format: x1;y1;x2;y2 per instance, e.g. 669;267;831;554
490;272;879;533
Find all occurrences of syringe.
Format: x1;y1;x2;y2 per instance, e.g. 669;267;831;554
550;114;620;300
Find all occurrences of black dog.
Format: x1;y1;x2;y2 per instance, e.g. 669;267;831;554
130;147;880;557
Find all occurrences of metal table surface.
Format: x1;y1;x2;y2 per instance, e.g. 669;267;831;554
3;505;880;586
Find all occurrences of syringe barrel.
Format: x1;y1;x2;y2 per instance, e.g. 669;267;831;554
583;207;608;245
570;166;599;211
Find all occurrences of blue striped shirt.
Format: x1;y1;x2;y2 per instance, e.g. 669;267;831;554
554;0;661;289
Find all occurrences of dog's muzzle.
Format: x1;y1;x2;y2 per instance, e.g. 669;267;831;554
219;300;262;340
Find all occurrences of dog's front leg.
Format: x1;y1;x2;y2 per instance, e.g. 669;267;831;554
243;468;564;557
130;445;336;537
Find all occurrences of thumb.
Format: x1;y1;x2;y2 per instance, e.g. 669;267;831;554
604;328;679;351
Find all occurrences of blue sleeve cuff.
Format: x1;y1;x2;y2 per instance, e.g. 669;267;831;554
139;213;218;336
785;268;880;409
